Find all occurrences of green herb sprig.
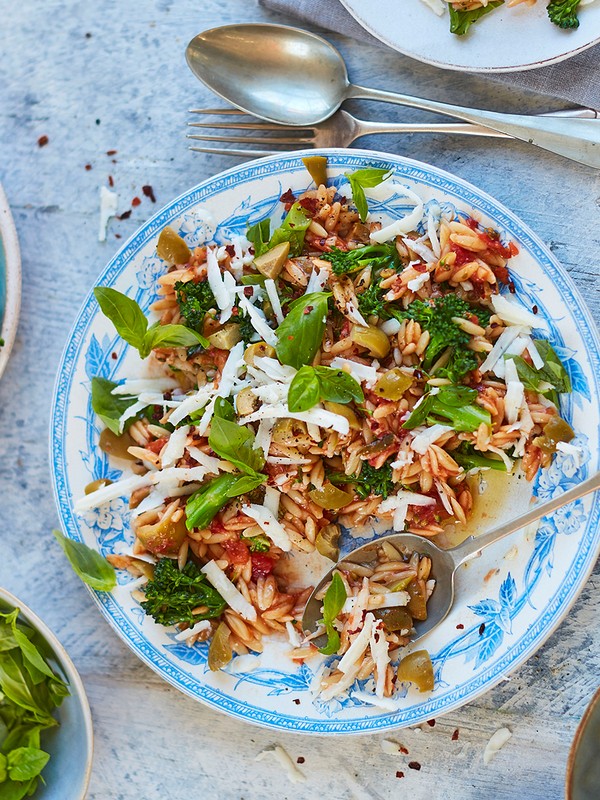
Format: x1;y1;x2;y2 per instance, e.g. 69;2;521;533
275;292;330;370
345;167;392;222
318;573;347;655
287;366;363;413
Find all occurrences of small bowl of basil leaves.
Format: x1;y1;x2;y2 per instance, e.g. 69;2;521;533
0;588;93;800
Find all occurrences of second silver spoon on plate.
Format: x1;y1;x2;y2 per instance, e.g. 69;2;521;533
302;470;600;643
186;23;600;169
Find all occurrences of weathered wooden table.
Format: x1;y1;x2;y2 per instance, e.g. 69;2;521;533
0;1;598;798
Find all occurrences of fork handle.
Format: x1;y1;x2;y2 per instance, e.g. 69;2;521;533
347;83;600;168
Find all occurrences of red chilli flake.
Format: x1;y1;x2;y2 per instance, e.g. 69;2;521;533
456;623;464;630
131;196;141;207
532;304;538;314
37;135;49;147
106;149;117;156
426;719;436;727
303;305;313;315
479;623;486;635
452;729;460;741
142;184;156;203
117;210;132;221
85;163;92;171
296;756;305;764
399;745;409;755
225;244;235;257
108;175;114;187
111;352;118;360
115;234;121;239
408;762;421;771
251;553;274;580
279;188;296;205
298;196;319;215
395;771;405;779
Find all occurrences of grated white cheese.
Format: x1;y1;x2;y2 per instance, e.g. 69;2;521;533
264;278;284;324
329;356;379;388
378;489;436;531
255;746;306;784
118;392;180;431
404;237;436;265
410;424;454;455
503;357;525;426
483;728;512;764
427;211;441;256
174;619;211;642
201;561;257;621
98;186;118;242
338;613;375;674
254;417;275;458
391;449;414;470
263;486;281;518
186;446;228;474
111;378;178;395
344;300;368;327
129;487;172;518
305;265;330;294
486;445;514;471
241;404;350;436
380;739;404;755
556;440;584;466
319;660;362;702
527;338;544;370
369;186;424;243
491;294;541;328
380;318;401;336
479;326;528;375
407;271;431;293
253;357;296;383
353;689;398;711
371;619;390;698
242;503;291;552
435;478;454;515
167;386;212;427
160;425;189;469
266;456;312;465
285;621;302;648
419;0;447;14
206;246;235;320
342;592;409;614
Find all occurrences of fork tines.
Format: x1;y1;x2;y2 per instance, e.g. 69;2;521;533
187;108;314;157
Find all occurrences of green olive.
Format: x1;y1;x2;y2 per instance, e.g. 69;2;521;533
207;322;242;351
99;428;137;461
236;387;259;416
131;559;155;580
156;226;191;265
208;621;233;671
243;341;277;367
396;650;434;692
309;484;354;510
389;575;414;593
533;415;575;456
254;242;290;279
271;419;313;451
84;478;113;495
407;580;428;621
374;607;413;632
323;401;362;431
373;369;414;401
358;433;395;458
136;514;187;557
351;324;391;359
315;524;341;561
302;155;328;188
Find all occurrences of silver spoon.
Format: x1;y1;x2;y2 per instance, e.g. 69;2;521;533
302;471;600;643
186;23;600;169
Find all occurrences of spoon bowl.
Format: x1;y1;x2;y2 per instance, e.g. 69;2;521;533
302;471;600;644
186;24;349;126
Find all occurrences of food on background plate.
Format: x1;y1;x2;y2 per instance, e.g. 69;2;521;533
423;0;595;37
0;607;70;798
65;156;575;708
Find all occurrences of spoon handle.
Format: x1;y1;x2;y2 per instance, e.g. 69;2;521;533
347;84;600;169
448;471;600;569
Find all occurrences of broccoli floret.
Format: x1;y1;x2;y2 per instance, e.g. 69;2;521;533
452;444;507;472
141;559;226;626
321;243;399;276
357;279;388;319
330;459;394;500
235;311;256;344
547;0;580;28
391;295;490;381
402;385;491;433
175;280;216;331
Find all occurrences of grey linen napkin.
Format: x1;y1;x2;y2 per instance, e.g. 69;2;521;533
260;0;600;110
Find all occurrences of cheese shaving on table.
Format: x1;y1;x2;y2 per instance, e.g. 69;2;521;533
483;728;512;764
264;278;284;324
410;424;454;454
479;325;528;375
255;746;306;784
174;619;211;642
241;404;350;435
201;560;257;621
237;293;278;347
329;356;379;388
491;294;541;328
160;425;189;468
337;613;375;674
503;357;525;425
241;503;291;551
98;185;118;242
369;186;424;243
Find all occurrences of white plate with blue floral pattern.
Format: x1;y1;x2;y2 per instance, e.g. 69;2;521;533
51;149;600;734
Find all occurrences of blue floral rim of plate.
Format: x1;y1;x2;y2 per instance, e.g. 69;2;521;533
50;149;600;734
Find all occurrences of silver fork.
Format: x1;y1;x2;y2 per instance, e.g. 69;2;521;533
187;107;598;157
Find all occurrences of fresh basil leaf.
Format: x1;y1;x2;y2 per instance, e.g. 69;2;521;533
535;340;571;393
287;366;321;413
142;321;208;357
449;0;503;35
224;472;266;497
91;377;137;435
214;397;236;421
345;168;392;222
314;366;364;404
269;202;312;257
52;529;116;591
275;292;330;370
0;623;18;653
240;274;267;286
246;218;271;259
318;573;347;656
7;747;49;782
208;416;265;475
94;287;148;352
11;629;55;685
0;776;38;800
0;753;6;783
0;653;40;717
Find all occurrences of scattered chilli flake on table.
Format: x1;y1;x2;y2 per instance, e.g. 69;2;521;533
71;156;576;708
